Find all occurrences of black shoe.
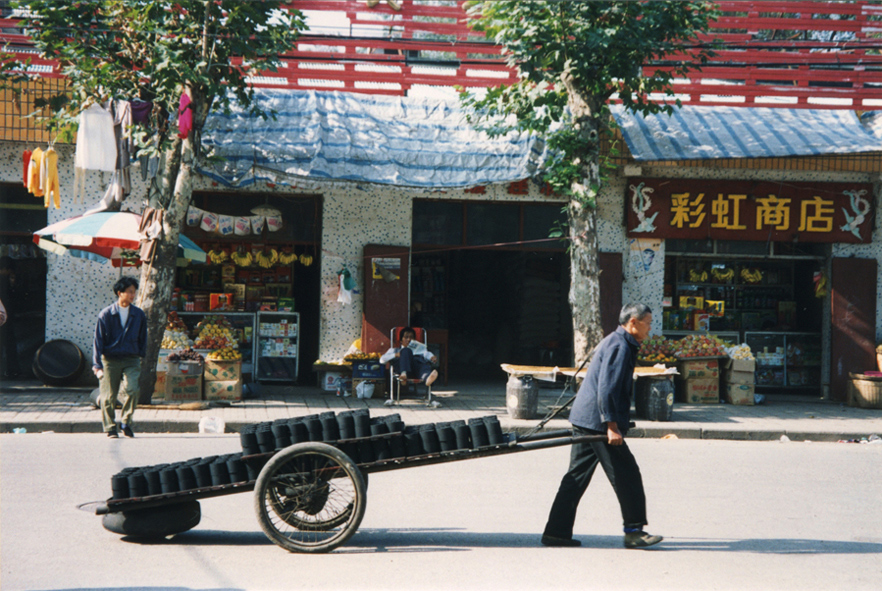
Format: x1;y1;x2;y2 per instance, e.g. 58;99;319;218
624;530;663;549
106;429;119;438
121;424;134;438
541;534;581;547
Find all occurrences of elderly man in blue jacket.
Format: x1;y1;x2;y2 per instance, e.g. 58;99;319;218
541;303;662;549
93;276;147;438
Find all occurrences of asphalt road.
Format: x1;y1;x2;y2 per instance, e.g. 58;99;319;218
1;433;880;591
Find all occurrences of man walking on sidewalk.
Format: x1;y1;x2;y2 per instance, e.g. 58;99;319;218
541;303;663;549
93;277;147;438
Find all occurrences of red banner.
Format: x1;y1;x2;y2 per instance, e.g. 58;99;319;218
625;179;875;244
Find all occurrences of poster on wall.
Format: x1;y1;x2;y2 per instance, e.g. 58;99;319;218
629;238;661;276
625;179;875;243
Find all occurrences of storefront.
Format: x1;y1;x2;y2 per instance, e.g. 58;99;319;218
167;191;322;384
625;177;877;397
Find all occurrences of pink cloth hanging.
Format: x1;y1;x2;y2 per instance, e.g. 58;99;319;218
178;93;192;139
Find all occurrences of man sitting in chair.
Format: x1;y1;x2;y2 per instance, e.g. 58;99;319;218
380;326;439;388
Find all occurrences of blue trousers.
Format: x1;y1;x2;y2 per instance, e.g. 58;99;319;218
390;347;432;380
543;426;648;538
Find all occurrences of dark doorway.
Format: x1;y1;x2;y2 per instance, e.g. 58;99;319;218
1;183;48;379
412;249;571;382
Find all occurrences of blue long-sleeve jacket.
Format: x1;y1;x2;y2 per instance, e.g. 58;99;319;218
92;303;148;370
569;326;639;435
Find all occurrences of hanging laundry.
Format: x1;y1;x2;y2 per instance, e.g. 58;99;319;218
22;150;31;187
177;93;192;139
138;207;164;263
74;102;117;202
42;147;60;209
26;147;44;198
130;99;152;125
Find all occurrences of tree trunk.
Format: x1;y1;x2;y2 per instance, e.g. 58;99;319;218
137;114;200;403
563;77;605;366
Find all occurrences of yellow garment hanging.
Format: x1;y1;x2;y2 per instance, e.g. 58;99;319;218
42;147;60;209
27;147;44;198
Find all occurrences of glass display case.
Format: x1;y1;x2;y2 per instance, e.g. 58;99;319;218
744;332;821;389
177;312;256;375
256;311;300;382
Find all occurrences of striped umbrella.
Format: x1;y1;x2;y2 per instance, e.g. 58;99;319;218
33;211;206;267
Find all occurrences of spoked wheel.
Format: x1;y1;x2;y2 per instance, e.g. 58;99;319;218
254;442;366;553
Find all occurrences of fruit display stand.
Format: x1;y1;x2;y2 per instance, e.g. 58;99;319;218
178;312;256;377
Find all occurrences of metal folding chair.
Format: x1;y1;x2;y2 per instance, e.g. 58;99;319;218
385;327;438;407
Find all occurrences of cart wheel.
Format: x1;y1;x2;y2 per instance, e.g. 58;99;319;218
102;501;201;539
254;442;366;553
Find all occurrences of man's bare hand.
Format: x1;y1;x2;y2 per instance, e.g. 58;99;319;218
607;422;623;446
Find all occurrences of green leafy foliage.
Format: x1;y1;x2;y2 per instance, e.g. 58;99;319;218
463;1;719;206
13;0;305;152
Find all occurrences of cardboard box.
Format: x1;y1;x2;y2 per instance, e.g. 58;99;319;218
726;369;756;385
677;359;720;379
166;361;204;377
679;296;704;310
204;359;242;382
204;379;243;401
321;371;346;392
725;357;757;373
153;371;166;399
166;374;203;401
676;377;719;404
725;382;755;405
352;378;386;399
351;360;386;379
210;292;235;311
692;312;710;331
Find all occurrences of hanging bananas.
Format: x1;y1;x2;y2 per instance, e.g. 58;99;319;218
740;268;763;284
208;249;229;264
231;250;253;267
279;251;298;265
299;253;314;267
711;267;735;282
256;248;279;269
688;269;708;283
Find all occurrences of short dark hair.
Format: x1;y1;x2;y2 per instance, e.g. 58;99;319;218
400;326;416;341
113;276;139;295
619;303;651;325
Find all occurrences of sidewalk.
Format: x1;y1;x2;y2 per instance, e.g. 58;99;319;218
1;379;881;442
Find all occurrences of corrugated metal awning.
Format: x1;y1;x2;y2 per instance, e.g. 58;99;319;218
611;105;882;161
198;89;546;189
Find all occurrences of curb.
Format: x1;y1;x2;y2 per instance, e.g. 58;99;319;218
1;420;872;443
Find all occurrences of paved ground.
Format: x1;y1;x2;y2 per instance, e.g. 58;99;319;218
1;378;881;441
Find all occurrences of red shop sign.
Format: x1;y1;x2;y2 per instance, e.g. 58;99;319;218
625;179;875;244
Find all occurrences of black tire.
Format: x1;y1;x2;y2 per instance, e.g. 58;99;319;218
32;339;85;386
254;442;366;553
102;501;201;538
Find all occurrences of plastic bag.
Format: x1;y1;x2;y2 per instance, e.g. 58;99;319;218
356;381;375;399
198;416;226;434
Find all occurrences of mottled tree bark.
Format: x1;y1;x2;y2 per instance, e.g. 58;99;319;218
136;93;202;403
563;74;605;366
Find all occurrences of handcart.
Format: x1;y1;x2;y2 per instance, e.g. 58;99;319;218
94;425;605;554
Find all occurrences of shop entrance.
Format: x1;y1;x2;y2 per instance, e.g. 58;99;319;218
178;192;322;384
411;249;572;381
1;183;47;379
664;240;826;393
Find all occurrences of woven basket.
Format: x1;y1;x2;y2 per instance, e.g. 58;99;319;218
848;373;882;409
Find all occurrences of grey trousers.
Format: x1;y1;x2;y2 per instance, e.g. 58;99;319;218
100;355;140;432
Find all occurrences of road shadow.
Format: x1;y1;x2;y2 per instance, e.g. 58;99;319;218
134;528;882;556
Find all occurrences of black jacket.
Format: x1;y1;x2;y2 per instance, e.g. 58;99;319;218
569;326;638;435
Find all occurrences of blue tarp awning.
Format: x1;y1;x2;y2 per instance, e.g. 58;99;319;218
199;89;546;189
611;105;882;161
